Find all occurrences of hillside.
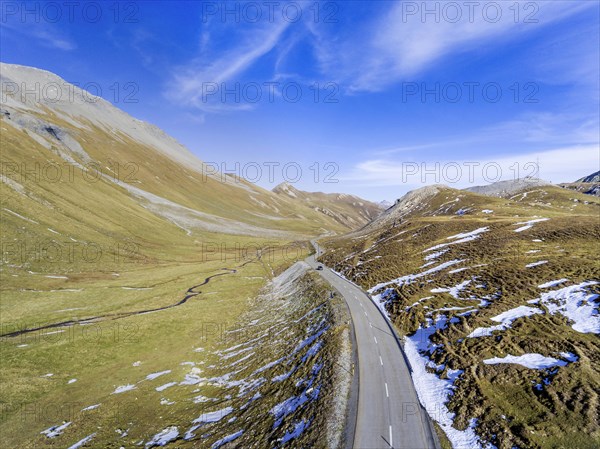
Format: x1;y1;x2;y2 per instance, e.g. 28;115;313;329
559;170;600;197
272;182;383;230
576;171;600;183
0;62;377;249
0;63;363;448
465;177;551;198
318;181;600;449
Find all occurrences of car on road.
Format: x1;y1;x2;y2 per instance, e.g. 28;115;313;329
316;265;323;271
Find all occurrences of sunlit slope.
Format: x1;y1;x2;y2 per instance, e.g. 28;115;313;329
319;183;600;449
273;182;383;230
0;63;376;246
0;63;363;449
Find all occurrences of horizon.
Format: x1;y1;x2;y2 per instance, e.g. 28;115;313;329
2;60;595;203
2;1;599;201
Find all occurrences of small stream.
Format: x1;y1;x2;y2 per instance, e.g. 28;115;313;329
1;259;257;339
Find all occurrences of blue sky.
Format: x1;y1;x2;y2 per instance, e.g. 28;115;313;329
2;0;599;201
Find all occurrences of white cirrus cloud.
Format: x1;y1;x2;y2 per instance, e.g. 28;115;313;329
343;144;599;189
165;19;291;111
309;1;596;92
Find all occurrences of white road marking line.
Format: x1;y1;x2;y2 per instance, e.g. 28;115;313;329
385;382;389;397
364;311;368;316
379;356;383;366
374;336;378;344
389;426;393;447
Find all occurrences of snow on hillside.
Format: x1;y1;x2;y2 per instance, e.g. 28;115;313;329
404;317;484;449
468;305;543;338
483;354;570;369
513;218;549;232
540;281;600;334
45;261;349;449
346;210;600;449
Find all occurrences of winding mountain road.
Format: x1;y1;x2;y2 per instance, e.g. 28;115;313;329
307;242;440;449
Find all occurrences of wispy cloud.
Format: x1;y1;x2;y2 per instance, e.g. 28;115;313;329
1;21;76;51
484;112;599;146
309;1;596;92
34;29;76;51
373;143;449;156
344;144;599;190
354;110;599;161
164;1;597;114
343;110;599;189
165;19;291;110
528;19;600;100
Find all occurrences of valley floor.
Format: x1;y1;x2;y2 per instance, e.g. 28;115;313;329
1;252;353;448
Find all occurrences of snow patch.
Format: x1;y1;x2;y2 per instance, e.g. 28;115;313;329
271;385;321;428
369;259;465;294
81;404;100;411
211;430;244;449
2;207;39;224
538;279;568;288
468;305;542;338
431;280;471;299
404;317;483;448
424;249;449;261
41;421;71;438
67;433;96;449
525;260;548;268
483;354;567;369
514;218;549;232
192;406;234;424
280;419;311;445
145;370;171;381
424;227;489;252
145;426;179;448
539;281;599;333
112;384;136;394
156;382;177;392
560;352;578;363
447;227;489;240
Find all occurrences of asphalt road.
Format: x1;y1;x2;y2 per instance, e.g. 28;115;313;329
307;242;439;449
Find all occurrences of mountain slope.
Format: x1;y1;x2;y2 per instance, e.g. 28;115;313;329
465;177;551;198
559;170;600;197
272;182;383;229
0;63;361;448
318;183;600;449
576;171;600;183
0;63;378;242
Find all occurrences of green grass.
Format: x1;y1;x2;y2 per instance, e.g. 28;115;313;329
1;258;352;448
